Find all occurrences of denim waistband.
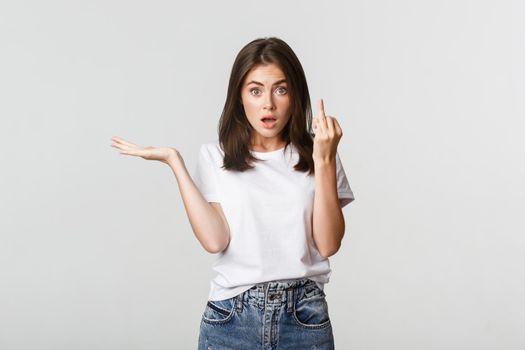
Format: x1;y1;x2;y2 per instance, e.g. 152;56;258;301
249;277;312;293
236;278;320;312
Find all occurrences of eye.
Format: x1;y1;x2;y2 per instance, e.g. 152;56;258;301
275;87;288;95
249;88;261;96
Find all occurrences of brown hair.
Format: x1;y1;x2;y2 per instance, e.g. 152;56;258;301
217;37;316;175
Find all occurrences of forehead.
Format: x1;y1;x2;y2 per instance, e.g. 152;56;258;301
243;64;286;85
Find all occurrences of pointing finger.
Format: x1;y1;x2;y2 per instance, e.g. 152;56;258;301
319;99;326;119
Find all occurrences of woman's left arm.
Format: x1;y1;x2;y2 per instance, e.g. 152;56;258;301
312;99;345;258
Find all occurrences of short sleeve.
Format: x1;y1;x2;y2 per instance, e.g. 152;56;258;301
193;144;221;203
336;151;355;208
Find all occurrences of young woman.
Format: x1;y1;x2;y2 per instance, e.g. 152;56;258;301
111;37;355;349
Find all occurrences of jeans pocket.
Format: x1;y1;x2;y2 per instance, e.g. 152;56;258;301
293;292;331;329
304;279;325;298
202;295;237;325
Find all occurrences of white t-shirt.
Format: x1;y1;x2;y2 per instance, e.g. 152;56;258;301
193;140;355;301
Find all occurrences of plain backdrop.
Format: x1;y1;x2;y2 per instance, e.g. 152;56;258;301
1;0;523;349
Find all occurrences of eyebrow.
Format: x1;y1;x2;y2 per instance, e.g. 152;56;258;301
245;79;287;86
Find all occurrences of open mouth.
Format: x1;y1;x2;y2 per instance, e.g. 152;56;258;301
261;117;277;128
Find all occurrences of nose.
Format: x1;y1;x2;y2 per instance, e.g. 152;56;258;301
263;92;275;110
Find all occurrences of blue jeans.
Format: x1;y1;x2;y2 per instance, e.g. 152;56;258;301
198;278;335;349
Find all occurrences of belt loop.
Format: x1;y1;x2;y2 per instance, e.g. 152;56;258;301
286;287;294;313
235;293;244;313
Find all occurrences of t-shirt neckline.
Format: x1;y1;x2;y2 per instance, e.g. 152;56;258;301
250;146;285;154
249;144;292;159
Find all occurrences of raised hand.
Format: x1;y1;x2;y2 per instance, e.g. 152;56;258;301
110;136;179;165
312;98;343;162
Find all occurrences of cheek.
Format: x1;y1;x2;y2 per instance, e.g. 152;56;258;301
243;101;258;117
277;98;291;114
241;99;260;124
242;95;264;112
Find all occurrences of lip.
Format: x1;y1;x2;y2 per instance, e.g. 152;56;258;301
261;116;278;129
260;115;277;120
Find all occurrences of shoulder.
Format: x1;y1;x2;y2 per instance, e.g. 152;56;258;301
199;140;224;161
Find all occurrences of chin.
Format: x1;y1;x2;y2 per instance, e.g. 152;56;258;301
260;129;281;136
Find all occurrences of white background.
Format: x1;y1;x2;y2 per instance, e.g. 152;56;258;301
1;0;523;349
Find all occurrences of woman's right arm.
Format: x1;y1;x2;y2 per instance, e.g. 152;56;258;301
167;154;230;254
110;136;230;254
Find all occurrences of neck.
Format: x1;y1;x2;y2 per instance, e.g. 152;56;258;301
250;139;287;152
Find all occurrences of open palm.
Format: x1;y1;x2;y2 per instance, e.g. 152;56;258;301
110;136;177;165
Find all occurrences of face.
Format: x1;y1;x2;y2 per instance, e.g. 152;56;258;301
240;63;291;147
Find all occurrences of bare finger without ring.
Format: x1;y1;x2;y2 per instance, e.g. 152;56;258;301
113;137;138;148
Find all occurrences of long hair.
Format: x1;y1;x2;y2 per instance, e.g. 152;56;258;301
218;37;316;175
